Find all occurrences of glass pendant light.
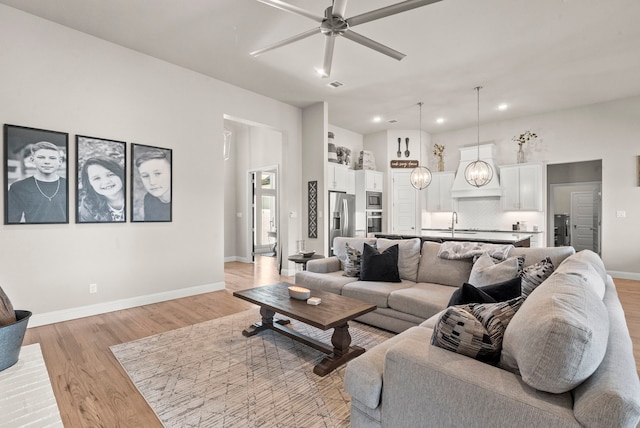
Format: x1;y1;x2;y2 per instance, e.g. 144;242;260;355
464;86;493;187
410;102;432;190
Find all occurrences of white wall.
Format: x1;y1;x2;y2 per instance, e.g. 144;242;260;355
431;96;640;275
0;5;302;325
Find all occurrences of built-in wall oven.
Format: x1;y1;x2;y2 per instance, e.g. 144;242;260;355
366;210;383;235
366;191;382;210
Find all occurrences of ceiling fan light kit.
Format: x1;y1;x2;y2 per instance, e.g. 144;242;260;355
464;86;494;188
251;0;442;77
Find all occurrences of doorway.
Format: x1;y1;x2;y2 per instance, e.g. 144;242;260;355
251;167;278;258
391;170;417;234
547;160;602;254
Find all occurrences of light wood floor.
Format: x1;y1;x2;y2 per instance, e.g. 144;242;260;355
22;257;639;427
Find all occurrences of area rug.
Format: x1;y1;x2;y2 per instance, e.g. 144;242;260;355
111;308;394;427
0;343;63;428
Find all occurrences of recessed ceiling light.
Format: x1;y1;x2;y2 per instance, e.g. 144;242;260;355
497;103;508;111
372;116;382;123
436;118;445;124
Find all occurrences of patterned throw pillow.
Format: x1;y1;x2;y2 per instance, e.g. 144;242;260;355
520;257;554;297
431;297;524;364
342;243;362;277
468;254;525;287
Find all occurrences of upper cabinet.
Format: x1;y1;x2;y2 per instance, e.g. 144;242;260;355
357;170;384;192
425;172;456;212
500;163;543;211
328;163;355;194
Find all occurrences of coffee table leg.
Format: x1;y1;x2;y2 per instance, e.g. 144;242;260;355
242;307;274;336
313;323;365;377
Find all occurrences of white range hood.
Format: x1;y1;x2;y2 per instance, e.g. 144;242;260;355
450;143;501;198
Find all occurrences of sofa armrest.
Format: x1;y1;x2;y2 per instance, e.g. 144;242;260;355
306;256;341;273
382;338;580;428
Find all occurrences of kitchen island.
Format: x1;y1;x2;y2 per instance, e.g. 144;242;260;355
377;229;534;247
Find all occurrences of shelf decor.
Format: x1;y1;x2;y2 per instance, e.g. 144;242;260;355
512;130;538;164
433;143;445;172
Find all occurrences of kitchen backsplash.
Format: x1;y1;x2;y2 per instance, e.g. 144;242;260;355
424;197;545;232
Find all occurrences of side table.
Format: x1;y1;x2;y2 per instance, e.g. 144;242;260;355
288;254;324;271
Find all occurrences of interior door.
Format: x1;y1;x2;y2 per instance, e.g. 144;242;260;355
392;171;416;235
571;191;595;252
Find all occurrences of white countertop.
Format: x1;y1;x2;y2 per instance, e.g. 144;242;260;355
420;230;533;243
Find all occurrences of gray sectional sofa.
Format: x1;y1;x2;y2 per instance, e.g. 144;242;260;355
294;237;640;427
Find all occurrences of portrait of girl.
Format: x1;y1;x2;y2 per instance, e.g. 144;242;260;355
76;136;126;223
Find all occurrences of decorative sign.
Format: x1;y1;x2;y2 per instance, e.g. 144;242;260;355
390;160;419;168
308;180;317;238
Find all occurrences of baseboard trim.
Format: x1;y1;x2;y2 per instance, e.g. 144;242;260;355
608;271;640;281
29;282;225;327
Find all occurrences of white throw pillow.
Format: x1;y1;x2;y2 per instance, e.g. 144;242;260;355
468;254;524;287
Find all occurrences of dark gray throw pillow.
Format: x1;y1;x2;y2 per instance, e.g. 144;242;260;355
359;243;401;282
448;277;522;307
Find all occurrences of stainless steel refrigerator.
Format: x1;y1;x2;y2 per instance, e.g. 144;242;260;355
554;214;570;246
329;191;355;255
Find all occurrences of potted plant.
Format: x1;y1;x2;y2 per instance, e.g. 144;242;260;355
0;286;32;371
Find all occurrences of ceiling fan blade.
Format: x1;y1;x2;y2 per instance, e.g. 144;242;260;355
255;0;324;23
332;0;348;19
321;36;336;78
250;27;321;57
347;0;442;27
342;30;406;61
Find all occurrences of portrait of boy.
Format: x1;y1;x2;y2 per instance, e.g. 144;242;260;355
4;125;69;224
131;143;172;222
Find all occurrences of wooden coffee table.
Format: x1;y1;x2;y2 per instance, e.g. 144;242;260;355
233;282;376;376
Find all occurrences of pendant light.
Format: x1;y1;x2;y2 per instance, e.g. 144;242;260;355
464;86;493;187
410;102;432;190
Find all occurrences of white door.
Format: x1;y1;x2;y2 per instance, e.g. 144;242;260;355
392;171;416;234
571;191;594;252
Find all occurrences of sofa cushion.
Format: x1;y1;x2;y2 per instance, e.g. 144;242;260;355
342;243;362;277
468;254;524;287
388;283;458;320
448;277;521;306
377;238;421;282
431;297;524;364
417;242;473;287
500;254;609;393
342;280;414;308
294;270;357;295
360;243;401;283
520;257;554;298
333;237;376;269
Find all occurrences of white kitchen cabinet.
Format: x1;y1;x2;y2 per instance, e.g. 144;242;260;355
425;172;456;212
346;169;355;194
500;163;543;211
357;170;384;192
328;163;350;192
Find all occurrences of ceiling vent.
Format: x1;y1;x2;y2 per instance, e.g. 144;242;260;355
387;119;398;124
328;80;344;88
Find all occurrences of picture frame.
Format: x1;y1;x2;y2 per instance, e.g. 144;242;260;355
76;135;127;223
131;143;172;222
4;124;69;224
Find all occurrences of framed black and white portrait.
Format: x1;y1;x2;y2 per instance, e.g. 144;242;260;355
4;124;69;224
131;143;172;222
76;135;127;223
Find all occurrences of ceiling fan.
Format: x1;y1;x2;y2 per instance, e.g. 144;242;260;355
250;0;442;78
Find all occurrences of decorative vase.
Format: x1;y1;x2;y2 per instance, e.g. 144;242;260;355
437;158;444;172
0;310;32;371
517;146;525;163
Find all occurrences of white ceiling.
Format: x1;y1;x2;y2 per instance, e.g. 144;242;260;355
2;0;640;135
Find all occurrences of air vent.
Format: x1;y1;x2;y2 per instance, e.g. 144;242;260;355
387;119;398;124
327;80;344;88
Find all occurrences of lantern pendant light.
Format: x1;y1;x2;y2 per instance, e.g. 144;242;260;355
464;86;493;187
410;102;432;190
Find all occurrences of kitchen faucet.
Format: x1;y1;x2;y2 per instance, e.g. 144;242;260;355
451;211;458;235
